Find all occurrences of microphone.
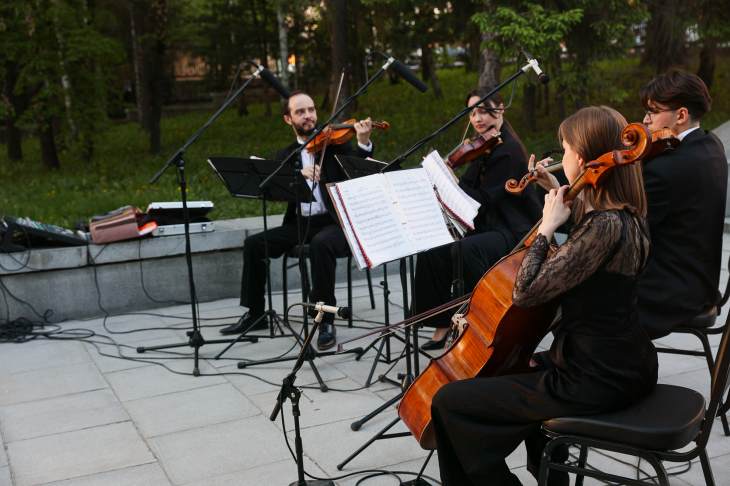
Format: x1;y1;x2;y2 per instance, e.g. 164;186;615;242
251;63;291;99
389;58;428;93
520;50;549;85
374;52;428;93
303;302;351;319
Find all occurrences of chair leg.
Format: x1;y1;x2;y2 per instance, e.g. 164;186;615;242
699;448;717;486
282;254;288;317
299;250;310;327
347;256;353;328
366;268;375;309
645;455;670;486
575;444;588;486
695;330;730;434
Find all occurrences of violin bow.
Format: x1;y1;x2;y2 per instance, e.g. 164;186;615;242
316;70;346;168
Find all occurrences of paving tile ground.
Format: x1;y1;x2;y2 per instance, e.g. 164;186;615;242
1;235;729;485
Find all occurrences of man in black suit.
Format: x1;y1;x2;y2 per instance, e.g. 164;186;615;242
638;69;727;338
220;91;374;350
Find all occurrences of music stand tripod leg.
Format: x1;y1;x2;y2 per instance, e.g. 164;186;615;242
336;416;410;471
135;156;257;375
237;311;363;392
215;195;292;361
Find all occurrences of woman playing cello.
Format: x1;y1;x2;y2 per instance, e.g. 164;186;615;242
431;106;658;485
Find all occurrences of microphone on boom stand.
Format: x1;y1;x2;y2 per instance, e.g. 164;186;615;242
248;61;292;98
372;51;428;92
520;49;550;85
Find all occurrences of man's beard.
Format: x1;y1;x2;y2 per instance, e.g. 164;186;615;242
294;122;315;137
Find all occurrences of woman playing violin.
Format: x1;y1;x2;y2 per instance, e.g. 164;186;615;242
414;87;542;349
431;106;658;486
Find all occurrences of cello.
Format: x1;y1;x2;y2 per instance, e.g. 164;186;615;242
397;122;654;449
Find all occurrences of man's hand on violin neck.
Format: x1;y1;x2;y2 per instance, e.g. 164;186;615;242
354;117;373;145
301;165;320;182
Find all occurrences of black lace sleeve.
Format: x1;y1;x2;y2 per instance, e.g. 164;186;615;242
512;211;624;307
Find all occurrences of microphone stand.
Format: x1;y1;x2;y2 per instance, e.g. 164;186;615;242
137;64;273;375
270;304;336;486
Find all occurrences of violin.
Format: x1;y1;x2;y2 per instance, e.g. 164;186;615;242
306;119;390;153
396;123;654;449
504;127;679;195
446;131;502;169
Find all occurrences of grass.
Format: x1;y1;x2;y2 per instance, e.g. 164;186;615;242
1;55;728;228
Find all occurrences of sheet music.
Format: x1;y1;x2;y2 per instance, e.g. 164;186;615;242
333;174;412;268
421;150;480;230
384;168;453;253
328;185;367;269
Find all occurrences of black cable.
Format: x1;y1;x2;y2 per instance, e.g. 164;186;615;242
137;239;189;305
278;401;442;485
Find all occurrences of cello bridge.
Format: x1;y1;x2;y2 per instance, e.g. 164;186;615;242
449;314;468;342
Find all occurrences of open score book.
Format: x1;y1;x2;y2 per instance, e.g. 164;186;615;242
327;150;480;269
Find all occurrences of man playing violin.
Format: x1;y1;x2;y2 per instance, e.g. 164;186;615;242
635;70;727;339
414;87;542;349
221;91;374;350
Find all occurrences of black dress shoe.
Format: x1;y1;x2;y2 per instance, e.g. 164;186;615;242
421;335;448;351
317;322;337;350
219;311;267;335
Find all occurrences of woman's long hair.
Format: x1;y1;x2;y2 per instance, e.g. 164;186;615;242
558;106;647;219
465;87;528;162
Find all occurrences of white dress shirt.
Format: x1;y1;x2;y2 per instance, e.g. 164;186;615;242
296;138;372;217
677;126;700;141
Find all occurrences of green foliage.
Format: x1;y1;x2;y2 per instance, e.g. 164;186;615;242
1;0;123;161
4;56;729;228
472;4;583;60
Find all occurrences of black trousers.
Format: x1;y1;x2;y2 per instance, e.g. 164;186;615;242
432;371;580;486
239;216;350;322
413;230;514;328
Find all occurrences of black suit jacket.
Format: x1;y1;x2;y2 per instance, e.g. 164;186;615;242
274;140;373;225
458;127;543;240
638;128;727;338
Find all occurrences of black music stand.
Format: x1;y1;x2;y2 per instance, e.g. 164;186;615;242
208;156;313;356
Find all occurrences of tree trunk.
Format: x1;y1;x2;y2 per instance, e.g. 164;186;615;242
523;84;537;132
3;61;23;161
421;43;443;99
276;1;290;89
697;39;717;89
52;8;77;140
642;0;687;73
147;0;166;154
129;0;166;154
478;32;500;89
250;0;272;116
39;118;60;169
128;1;148;129
327;0;351;117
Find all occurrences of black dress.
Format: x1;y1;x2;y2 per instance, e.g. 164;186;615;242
431;209;658;485
413;127;542;327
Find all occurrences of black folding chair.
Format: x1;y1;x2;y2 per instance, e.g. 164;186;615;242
537;310;730;486
653;254;730;435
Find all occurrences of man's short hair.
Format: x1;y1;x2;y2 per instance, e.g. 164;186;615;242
282;90;309;116
640;69;712;121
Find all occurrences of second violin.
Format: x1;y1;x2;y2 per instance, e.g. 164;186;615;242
504;127;680;195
